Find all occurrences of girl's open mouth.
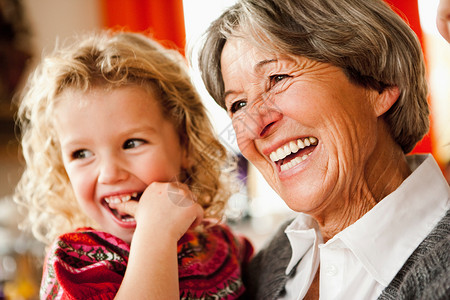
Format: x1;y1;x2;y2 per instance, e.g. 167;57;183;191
103;192;142;223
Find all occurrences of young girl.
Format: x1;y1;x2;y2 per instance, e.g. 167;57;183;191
14;31;253;299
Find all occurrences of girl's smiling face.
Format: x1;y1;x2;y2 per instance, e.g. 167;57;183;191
54;85;189;243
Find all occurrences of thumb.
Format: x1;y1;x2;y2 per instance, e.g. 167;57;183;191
189;202;204;230
108;200;139;217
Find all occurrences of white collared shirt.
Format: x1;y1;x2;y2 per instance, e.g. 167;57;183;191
280;154;450;300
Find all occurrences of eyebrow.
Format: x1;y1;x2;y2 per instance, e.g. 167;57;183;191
254;58;278;72
223;58;279;101
121;126;158;136
60;126;158;148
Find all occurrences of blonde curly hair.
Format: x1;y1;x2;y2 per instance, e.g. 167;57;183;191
14;31;232;245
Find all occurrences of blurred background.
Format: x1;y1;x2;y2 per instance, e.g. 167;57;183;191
0;0;449;299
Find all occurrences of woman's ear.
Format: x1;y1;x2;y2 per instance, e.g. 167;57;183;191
373;86;401;117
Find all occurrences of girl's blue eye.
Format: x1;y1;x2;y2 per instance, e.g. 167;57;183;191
229;100;247;114
72;149;92;160
123;139;145;149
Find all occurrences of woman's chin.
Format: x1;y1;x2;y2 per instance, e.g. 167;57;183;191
280;189;325;214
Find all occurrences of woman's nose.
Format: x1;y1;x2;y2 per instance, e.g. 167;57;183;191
98;155;128;184
234;96;283;142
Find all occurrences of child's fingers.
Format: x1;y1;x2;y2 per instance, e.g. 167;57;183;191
189;202;204;230
166;181;197;207
108;200;138;217
135;182;204;239
164;182;204;233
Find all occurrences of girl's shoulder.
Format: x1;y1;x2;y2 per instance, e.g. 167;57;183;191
177;220;254;299
49;227;131;259
179;220;253;262
40;228;130;299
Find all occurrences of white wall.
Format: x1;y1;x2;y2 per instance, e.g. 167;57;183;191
22;0;102;65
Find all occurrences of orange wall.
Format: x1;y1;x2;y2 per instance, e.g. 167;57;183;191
100;0;186;53
387;0;436;156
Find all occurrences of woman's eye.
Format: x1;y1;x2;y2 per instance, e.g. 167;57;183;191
72;149;92;160
269;74;289;88
123;139;145;149
229;100;247;114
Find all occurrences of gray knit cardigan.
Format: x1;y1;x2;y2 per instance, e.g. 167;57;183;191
242;209;450;300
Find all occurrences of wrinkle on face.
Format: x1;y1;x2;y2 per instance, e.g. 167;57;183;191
221;37;409;240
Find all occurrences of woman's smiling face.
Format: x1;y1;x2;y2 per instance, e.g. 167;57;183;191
54;85;189;243
220;38;381;215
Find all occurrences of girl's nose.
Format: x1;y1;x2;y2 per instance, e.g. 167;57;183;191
98;155;128;184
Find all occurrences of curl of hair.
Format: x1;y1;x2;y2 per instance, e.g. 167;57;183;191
14;31;232;245
198;0;429;153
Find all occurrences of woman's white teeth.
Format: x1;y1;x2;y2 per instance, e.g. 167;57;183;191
289;141;299;153
104;193;137;204
269;137;317;162
280;152;312;171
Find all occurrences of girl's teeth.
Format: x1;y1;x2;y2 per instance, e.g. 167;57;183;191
104;194;134;204
105;197;121;204
121;217;135;222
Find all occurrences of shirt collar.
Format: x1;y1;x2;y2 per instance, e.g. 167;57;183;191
337;154;450;286
283;154;450;286
284;213;321;274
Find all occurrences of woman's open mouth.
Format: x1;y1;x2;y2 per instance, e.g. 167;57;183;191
269;137;318;172
103;192;142;223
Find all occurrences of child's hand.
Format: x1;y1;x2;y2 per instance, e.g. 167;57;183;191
109;182;204;241
113;182;202;299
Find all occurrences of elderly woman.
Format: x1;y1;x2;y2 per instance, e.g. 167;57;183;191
198;0;450;299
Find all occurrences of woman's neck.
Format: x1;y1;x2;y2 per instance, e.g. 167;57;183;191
316;123;412;242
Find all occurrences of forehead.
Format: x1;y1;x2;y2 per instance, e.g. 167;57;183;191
221;37;275;74
55;84;159;110
220;37;310;77
53;85;165;129
220;38;317;98
52;84;183;146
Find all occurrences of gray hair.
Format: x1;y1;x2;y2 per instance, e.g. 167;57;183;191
198;0;429;153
